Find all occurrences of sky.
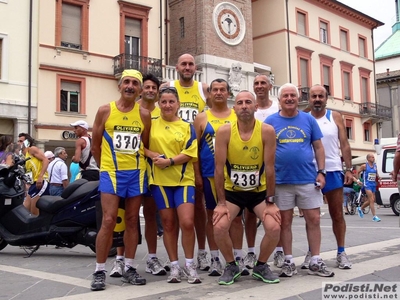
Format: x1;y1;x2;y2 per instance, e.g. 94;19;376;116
338;0;396;48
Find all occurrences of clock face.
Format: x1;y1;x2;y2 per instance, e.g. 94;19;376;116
213;2;246;46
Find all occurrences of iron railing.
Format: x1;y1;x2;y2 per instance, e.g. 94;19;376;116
113;54;162;79
359;102;392;120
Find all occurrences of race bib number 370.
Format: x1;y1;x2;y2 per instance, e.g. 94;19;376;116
113;131;141;154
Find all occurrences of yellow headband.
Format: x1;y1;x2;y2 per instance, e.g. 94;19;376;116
121;69;143;84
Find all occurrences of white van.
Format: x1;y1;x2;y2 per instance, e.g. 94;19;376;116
366;138;399;216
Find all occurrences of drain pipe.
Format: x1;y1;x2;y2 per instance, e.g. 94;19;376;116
286;0;292;82
159;0;163;75
28;0;33;135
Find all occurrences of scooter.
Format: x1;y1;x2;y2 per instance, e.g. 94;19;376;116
0;155;116;257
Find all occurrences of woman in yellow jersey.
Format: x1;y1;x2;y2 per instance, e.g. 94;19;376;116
18;133;50;216
145;87;200;284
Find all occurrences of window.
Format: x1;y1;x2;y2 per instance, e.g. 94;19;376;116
180;17;185;38
340;61;354;101
359;68;371;103
0;38;2;79
300;58;309;88
320;21;328;44
359;36;367;57
0;34;8;81
345;119;353;140
60;81;80;112
61;3;81;49
383;149;395;174
55;0;89;51
57;75;86;114
363;123;371;142
319;54;334;97
296;47;313;90
125;18;141;69
118;2;150;58
340;28;349;51
297;11;307;36
323;66;331;95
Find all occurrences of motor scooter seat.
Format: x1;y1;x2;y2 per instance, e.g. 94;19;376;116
37;179;98;214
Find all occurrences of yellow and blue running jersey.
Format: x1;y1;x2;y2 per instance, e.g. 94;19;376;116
199;109;236;177
148;117;197;186
224;120;266;192
100;101;146;172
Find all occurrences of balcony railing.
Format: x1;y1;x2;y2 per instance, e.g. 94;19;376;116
299;87;309;104
359;102;392;120
113;54;163;79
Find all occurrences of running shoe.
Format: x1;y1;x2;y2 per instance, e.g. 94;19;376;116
357;207;364;218
182;262;202;284
146;257;167;275
197;251;210;271
91;270;106;291
279;261;298;277
336;252;352;269
243;252;257;269
236;257;250;275
218;263;241;285
372;215;381;222
122;266;146;285
300;251;311;269
110;259;124;278
273;251;285;268
167;264;182;283
252;263;280;283
308;259;335;277
209;257;223;276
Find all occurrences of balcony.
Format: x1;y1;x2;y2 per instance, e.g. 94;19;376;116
113;54;163;79
359;102;392;124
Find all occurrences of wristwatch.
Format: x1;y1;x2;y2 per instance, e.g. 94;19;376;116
265;196;275;204
317;169;327;177
345;167;353;173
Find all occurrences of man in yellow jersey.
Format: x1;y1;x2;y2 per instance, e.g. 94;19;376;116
161;53;210;270
90;69;151;291
213;91;281;285
19;133;50;216
109;73;167;278
194;78;236;276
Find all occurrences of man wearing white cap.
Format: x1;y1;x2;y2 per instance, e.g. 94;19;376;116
44;151;55;162
71;120;99;181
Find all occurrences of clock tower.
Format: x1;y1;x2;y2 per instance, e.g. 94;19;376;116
168;0;254;75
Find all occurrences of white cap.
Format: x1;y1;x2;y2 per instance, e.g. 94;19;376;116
70;120;89;130
44;151;55;159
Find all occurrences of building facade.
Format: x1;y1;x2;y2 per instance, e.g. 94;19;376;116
3;0;391;161
0;0;39;140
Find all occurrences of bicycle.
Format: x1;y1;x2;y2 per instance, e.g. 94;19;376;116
346;190;370;215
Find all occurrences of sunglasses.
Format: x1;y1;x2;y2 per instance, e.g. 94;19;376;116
159;86;178;95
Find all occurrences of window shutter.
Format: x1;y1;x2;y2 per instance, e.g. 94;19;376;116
62;4;81;45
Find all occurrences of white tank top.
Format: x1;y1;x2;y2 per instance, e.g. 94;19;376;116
312;110;342;171
80;136;99;171
254;100;279;122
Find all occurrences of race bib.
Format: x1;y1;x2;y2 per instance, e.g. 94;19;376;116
113;132;141;154
367;173;376;182
231;170;259;191
179;108;198;123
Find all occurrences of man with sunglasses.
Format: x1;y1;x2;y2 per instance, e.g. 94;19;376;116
90;69;151;291
161;53;210;271
305;85;353;270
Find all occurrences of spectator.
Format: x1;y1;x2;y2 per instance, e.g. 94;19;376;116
0;136;14;165
47;147;69;196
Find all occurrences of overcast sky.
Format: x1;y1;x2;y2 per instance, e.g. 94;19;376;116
338;0;396;48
